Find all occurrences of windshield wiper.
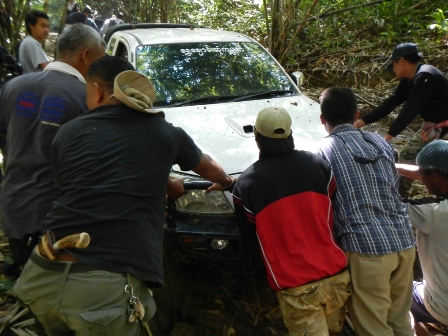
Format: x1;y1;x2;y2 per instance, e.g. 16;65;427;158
230;90;295;102
169;95;238;107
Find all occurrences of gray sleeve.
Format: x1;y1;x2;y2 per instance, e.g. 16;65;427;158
22;39;49;70
406;203;436;234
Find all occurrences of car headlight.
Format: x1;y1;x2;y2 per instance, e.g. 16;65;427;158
170;172;234;214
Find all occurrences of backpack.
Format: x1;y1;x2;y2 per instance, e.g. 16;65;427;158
0;45;23;89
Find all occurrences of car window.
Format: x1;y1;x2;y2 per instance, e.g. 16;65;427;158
136;42;297;107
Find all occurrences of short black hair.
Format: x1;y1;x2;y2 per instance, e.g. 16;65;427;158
319;87;357;126
25;10;49;35
87;56;135;93
255;131;295;157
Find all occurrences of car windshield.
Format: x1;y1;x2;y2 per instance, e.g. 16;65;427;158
136;42;298;107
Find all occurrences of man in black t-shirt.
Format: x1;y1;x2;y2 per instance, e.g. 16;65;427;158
13;57;235;336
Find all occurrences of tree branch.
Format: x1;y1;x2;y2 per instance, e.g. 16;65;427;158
279;0;320;65
308;0;390;22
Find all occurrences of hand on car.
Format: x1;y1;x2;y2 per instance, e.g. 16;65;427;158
206;178;236;194
166;178;187;199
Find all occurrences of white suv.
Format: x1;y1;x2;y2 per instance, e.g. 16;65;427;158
105;23;325;267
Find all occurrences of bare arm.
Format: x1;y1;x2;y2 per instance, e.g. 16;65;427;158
39;62;49;69
354;119;365;128
384;134;394;142
166;178;186;200
395;163;420;181
192;154;234;193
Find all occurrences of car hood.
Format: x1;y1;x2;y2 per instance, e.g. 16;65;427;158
164;95;327;176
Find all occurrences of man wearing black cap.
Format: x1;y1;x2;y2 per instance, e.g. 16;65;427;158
396;140;448;335
355;43;448;196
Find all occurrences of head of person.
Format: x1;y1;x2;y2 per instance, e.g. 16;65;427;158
83;5;92;17
386;43;423;79
86;56;135;110
56;23;106;78
319;87;358;132
254;107;294;157
416;140;448;197
117;12;124;20
25;10;49;42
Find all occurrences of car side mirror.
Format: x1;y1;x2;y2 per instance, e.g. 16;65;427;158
290;71;304;87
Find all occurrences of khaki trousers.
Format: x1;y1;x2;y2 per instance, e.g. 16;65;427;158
13;251;156;336
346;248;415;336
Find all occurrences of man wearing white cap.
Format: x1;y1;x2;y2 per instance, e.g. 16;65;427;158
396;140;448;335
232;107;351;335
13;56;235;336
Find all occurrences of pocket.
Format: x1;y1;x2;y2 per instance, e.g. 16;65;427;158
329;280;352;310
279;284;320;312
13;278;37;305
354;255;389;290
80;306;123;326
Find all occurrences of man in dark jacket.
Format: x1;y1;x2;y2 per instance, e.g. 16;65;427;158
355;43;448;196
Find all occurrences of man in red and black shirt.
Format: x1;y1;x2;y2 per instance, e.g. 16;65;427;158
232;107;351;335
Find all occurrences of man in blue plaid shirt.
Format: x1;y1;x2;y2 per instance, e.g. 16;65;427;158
318;87;415;336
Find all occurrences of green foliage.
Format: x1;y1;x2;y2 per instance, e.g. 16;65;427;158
0;0;30;55
136;41;294;106
1;0;447;68
46;0;65;29
428;8;448;40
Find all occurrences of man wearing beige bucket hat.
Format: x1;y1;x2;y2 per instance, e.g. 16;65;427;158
14;56;235;336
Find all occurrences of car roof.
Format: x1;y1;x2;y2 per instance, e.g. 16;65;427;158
104;23;254;45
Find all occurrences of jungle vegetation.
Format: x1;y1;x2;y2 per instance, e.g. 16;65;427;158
0;0;446;70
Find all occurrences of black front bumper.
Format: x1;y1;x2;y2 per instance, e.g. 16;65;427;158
164;206;245;269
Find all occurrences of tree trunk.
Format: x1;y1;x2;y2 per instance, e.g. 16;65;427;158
270;0;281;58
0;0;29;55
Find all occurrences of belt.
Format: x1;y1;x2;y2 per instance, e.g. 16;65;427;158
30;250;97;273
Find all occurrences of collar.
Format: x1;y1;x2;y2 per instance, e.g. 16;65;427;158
43;61;85;83
328;123;356;136
414;63;424;77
